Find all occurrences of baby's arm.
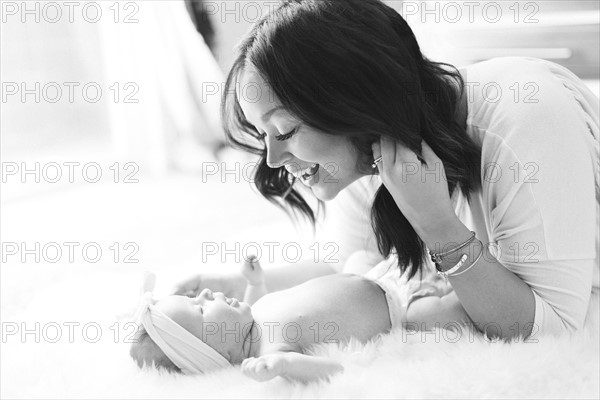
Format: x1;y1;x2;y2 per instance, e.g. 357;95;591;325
242;352;343;383
241;256;268;305
405;290;472;331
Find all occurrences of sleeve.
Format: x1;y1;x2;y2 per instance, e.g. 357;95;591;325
315;176;385;271
478;60;598;335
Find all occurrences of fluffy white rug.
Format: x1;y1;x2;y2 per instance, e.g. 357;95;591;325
2;267;598;399
2;173;598;398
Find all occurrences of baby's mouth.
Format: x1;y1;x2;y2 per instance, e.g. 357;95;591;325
226;297;239;307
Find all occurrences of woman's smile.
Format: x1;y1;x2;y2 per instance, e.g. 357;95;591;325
235;67;365;200
285;162;320;182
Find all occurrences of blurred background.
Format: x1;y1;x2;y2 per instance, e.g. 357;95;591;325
1;0;599;297
0;2;599;395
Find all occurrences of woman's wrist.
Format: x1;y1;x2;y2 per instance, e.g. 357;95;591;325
418;214;469;248
418;215;474;271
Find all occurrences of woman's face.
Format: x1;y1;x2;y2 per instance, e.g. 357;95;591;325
237;67;368;201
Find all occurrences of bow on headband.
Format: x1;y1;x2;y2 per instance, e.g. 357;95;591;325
132;272;231;374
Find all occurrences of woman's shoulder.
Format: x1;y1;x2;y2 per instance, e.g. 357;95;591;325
464;57;563;114
465;56;560;85
463;57;594;137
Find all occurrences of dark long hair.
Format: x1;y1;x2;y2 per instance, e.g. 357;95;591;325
221;0;481;280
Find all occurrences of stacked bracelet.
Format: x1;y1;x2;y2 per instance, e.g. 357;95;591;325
429;231;476;272
436;253;468;282
449;245;484;277
436;240;484;282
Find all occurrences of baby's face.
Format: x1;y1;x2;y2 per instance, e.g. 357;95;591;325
155;289;253;358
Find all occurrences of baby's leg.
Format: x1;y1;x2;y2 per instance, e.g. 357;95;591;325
405;290;472;331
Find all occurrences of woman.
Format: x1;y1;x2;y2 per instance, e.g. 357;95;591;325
175;0;599;339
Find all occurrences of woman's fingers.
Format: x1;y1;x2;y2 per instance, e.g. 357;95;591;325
373;138;438;176
420;141;447;180
376;136;427;167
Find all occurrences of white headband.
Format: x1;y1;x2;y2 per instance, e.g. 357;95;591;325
132;272;231;374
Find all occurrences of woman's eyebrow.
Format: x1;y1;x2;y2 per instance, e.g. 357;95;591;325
261;106;286;122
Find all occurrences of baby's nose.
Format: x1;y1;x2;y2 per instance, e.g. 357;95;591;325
198;288;214;299
213;292;227;301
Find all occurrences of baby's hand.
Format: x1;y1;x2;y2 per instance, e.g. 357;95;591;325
241;256;265;286
241;353;287;382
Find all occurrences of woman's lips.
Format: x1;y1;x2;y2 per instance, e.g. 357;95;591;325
285;163;319;180
301;163;319;180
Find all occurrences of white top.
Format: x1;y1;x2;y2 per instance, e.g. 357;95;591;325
318;57;599;335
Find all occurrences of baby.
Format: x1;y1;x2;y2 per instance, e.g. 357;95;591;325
130;257;469;382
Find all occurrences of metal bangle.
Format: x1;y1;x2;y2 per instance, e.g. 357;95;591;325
433;231;476;258
448;244;484;277
436;253;468;282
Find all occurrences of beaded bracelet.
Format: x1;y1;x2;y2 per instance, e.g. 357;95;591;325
436;254;468;282
448;245;484;277
436;241;484;282
429;231;476;271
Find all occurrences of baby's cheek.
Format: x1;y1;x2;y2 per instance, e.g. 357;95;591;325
231;311;252;334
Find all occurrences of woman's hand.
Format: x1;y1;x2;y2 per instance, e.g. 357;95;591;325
372;138;457;237
171;272;246;299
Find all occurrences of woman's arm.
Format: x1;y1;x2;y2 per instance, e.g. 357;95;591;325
423;214;595;339
373;138;538;339
420;218;536;339
375;67;597;338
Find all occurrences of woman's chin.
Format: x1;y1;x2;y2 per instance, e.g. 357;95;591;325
310;182;340;201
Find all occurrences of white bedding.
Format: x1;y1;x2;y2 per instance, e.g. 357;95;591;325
2;173;598;398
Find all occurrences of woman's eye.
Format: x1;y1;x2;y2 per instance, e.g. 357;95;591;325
255;127;298;141
276;128;298;141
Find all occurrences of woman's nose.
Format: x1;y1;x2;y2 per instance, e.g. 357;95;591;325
265;137;292;168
